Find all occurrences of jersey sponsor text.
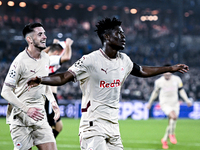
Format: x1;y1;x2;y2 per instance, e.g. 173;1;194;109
99;79;121;88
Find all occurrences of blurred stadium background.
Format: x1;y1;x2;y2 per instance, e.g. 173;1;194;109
1;0;200;102
0;0;200;149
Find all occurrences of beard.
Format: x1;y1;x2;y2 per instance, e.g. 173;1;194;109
33;42;46;51
35;45;46;51
110;44;125;51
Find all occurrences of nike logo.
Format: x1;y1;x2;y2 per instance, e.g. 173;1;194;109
101;68;108;74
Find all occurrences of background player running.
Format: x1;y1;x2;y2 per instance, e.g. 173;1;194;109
147;64;192;149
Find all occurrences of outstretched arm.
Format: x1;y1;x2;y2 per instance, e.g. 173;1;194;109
147;89;159;109
131;64;189;77
27;71;74;88
179;88;192;107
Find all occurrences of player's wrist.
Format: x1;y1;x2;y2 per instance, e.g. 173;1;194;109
50;100;56;104
39;77;43;84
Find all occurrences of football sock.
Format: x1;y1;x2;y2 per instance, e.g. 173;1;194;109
172;120;177;135
169;119;175;135
163;126;170;141
53;129;59;138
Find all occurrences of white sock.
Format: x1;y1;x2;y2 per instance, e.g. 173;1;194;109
169;119;175;135
163;126;170;141
172;120;177;135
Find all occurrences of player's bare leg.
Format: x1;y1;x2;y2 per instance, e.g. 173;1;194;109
168;111;177;144
55;120;63;135
36;142;57;150
52;120;63;138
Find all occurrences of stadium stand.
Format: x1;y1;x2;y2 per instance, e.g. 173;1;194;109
0;0;200;102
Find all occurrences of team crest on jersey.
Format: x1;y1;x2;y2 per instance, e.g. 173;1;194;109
9;70;16;78
15;142;22;149
88;147;93;150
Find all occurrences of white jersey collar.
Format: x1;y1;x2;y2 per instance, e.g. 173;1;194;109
99;48;119;61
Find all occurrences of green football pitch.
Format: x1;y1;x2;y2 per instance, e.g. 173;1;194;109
0;118;199;150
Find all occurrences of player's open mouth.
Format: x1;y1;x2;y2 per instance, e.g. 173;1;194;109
41;41;46;45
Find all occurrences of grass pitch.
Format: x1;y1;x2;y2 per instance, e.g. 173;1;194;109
0;118;199;150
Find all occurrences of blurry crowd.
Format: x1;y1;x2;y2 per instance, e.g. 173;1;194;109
0;7;200;102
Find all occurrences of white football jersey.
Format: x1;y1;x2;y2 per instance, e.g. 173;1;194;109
68;49;133;133
154;75;183;106
3;49;51;125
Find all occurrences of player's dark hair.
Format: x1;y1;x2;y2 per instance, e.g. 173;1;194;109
95;17;122;45
49;43;63;52
22;22;43;38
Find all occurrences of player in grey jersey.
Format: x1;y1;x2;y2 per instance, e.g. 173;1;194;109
27;17;189;150
1;23;60;150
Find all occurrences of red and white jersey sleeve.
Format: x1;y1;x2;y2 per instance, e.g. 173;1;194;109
48;55;61;74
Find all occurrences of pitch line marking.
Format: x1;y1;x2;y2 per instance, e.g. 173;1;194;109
123;140;200;147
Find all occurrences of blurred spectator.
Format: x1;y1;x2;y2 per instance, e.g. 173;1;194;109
0;2;200;101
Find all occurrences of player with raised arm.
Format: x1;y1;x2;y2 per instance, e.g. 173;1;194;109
27;17;189;150
1;23;60;150
43;38;73;138
147;64;192;149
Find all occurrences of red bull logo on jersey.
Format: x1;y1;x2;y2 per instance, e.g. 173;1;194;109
100;79;121;88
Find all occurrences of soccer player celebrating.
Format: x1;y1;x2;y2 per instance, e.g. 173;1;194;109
1;23;60;150
147;64;192;149
27;17;189;150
